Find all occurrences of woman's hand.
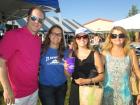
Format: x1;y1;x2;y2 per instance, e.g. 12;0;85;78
136;95;140;105
3;86;15;105
64;60;71;77
75;78;90;85
64;60;68;71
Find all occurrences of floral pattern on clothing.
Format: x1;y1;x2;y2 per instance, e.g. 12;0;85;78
102;53;133;105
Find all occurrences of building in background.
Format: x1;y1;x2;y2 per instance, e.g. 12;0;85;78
83;18;113;33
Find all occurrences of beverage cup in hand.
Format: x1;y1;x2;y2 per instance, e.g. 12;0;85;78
66;57;75;74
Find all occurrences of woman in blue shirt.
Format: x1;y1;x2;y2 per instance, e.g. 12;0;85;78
39;25;68;105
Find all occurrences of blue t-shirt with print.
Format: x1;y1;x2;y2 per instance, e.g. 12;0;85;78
39;47;69;86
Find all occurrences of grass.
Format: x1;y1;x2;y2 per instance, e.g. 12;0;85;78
0;84;5;105
0;78;71;105
65;77;71;105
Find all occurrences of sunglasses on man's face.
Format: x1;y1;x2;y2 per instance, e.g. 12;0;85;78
30;16;44;24
110;34;126;39
76;35;88;40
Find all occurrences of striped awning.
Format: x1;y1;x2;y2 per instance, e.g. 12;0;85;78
6;16;83;32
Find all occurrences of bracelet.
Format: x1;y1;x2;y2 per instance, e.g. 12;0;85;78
98;72;104;74
90;78;92;84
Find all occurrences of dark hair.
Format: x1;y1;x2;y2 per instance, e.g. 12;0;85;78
27;6;45;18
68;38;73;44
41;25;65;61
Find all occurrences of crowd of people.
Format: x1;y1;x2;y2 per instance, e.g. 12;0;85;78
0;6;140;105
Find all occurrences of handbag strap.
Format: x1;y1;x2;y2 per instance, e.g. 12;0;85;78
129;53;135;76
90;51;103;87
91;51;104;74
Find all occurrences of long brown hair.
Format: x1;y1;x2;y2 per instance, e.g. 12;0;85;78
41;25;65;61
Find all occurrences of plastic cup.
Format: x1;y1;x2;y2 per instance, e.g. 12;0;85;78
66;57;75;74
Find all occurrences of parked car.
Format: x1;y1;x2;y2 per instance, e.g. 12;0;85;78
130;42;140;56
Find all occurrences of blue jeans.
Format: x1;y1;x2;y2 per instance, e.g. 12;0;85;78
39;82;67;105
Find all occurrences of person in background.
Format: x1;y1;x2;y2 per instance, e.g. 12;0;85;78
0;7;45;105
64;27;104;105
92;33;102;52
101;26;140;105
135;32;140;42
39;25;68;105
67;38;74;52
130;32;140;105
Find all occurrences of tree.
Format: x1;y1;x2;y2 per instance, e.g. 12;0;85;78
128;5;139;17
127;5;139;42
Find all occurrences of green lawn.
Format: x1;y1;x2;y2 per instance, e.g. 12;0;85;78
0;78;71;105
0;84;4;105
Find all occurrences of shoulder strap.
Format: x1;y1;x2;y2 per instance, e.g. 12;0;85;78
128;51;133;66
91;51;95;63
128;51;135;75
92;51;104;74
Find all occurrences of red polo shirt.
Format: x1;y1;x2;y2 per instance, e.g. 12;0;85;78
0;27;41;98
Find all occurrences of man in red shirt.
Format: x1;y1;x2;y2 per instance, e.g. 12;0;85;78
0;6;45;105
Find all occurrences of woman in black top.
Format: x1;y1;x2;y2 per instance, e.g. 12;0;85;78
64;27;104;105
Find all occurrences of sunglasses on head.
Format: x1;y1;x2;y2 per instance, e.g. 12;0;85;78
110;34;126;39
30;16;44;24
76;35;88;40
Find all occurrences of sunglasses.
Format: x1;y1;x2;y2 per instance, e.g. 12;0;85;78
76;35;88;40
30;16;44;24
110;34;126;39
51;32;62;37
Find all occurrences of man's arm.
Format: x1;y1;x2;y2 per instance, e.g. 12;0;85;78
0;58;15;104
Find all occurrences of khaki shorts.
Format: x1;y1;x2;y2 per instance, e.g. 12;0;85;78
8;89;38;105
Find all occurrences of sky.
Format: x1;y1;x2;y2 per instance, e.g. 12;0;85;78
47;0;140;24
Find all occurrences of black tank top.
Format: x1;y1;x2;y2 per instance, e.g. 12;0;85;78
72;51;98;80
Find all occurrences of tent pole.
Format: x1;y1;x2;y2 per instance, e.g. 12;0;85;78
12;20;15;29
57;12;67;47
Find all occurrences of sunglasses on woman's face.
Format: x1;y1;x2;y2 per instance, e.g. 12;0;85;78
30;16;44;24
51;32;62;37
110;34;126;39
76;35;88;40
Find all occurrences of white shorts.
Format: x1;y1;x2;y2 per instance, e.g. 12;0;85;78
8;89;38;105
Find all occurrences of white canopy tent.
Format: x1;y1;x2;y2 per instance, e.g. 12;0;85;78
113;13;140;32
